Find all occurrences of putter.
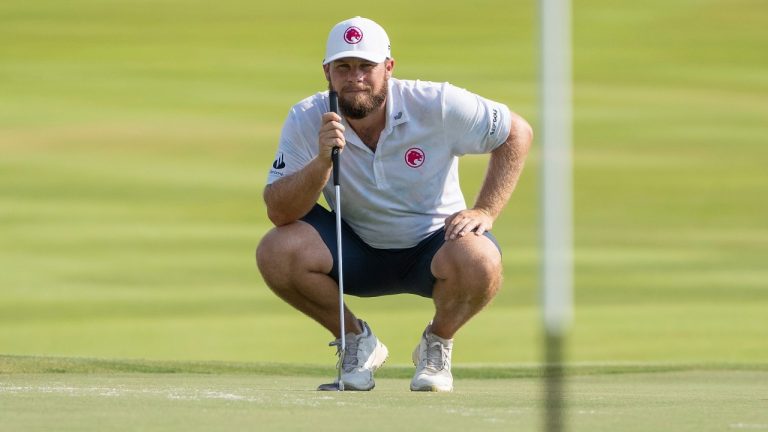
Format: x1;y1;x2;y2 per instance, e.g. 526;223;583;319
318;90;346;392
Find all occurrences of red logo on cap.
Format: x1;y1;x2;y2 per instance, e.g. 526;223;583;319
405;148;425;168
344;26;363;44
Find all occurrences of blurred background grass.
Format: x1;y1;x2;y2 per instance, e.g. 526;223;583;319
1;0;766;366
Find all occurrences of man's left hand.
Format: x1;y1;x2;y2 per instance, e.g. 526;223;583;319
444;208;494;240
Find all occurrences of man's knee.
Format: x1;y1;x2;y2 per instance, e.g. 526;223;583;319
255;228;285;274
255;222;332;279
432;236;502;284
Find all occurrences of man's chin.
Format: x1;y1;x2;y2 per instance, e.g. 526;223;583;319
340;100;373;119
342;92;370;104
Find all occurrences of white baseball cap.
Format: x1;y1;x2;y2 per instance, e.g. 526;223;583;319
323;17;391;65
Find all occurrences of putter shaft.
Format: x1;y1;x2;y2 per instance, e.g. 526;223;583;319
329;90;345;391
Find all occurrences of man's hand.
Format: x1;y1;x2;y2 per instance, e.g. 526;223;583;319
444;208;494;240
447;113;532;240
319;112;345;163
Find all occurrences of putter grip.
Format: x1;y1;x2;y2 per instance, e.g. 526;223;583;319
329;90;340;186
329;90;339;115
332;147;339;186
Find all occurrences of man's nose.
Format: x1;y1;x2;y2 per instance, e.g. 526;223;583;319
349;67;365;82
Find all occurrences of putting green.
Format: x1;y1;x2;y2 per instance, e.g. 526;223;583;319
2;366;765;432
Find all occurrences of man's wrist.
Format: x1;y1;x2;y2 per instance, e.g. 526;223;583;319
312;155;334;172
473;206;496;220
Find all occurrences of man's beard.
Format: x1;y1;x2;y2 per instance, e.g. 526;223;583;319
329;80;388;120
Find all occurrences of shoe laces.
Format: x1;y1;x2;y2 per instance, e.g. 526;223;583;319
424;339;450;372
329;336;360;372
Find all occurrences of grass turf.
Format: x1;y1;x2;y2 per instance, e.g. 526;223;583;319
4;354;766;377
1;356;766;432
3;1;766;429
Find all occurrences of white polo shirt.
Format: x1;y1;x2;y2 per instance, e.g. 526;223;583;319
267;78;512;249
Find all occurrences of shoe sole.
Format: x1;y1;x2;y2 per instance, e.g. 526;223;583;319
370;341;389;371
411;386;453;393
409;384;453;392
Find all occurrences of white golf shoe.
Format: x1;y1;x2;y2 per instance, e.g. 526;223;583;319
328;320;389;391
410;324;454;392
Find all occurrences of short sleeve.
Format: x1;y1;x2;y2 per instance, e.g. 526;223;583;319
266;108;314;185
442;83;512;155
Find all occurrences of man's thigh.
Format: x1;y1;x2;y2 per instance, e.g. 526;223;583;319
300;205;501;298
301;205;437;297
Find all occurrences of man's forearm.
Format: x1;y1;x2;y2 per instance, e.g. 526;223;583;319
474;116;533;219
264;157;333;226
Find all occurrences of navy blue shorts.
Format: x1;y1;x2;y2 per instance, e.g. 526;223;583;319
300;204;501;298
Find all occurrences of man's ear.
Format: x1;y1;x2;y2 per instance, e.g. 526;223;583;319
385;59;395;79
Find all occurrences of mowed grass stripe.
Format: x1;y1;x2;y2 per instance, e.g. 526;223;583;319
2;355;766;379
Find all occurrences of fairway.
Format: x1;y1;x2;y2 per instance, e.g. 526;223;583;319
2;358;766;432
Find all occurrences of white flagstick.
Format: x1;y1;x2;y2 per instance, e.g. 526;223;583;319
541;0;573;430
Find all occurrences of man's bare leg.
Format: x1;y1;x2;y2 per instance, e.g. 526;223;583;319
410;234;501;391
429;234;503;339
256;221;362;337
257;221;390;390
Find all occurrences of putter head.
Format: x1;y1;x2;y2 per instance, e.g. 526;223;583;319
317;381;344;391
337;348;345;389
318;341;346;391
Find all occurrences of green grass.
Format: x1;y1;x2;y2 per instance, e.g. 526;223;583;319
5;355;765;377
3;2;766;429
2;357;767;432
1;0;767;385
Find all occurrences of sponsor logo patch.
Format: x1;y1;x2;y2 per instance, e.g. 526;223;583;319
489;108;499;136
272;153;286;169
404;147;425;168
344;27;363;44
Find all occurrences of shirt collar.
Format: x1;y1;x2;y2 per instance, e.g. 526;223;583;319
385;78;408;131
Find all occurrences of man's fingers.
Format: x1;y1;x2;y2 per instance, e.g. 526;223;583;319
326;130;345;148
322;112;342;123
444;216;457;240
321;113;345;142
448;217;476;240
443;215;457;239
444;209;493;240
454;220;473;239
319;113;346;159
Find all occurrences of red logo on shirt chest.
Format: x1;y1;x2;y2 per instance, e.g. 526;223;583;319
405;148;425;168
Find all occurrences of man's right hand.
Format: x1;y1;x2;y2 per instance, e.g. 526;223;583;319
319;112;345;163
